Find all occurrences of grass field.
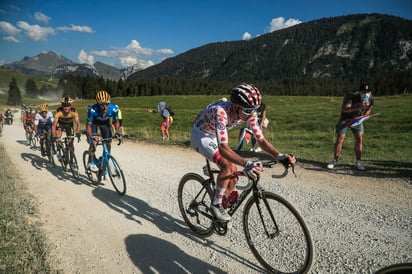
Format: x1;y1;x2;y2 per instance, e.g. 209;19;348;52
1;93;411;178
0;143;51;273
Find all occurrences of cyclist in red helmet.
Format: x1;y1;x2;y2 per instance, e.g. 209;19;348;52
190;83;296;221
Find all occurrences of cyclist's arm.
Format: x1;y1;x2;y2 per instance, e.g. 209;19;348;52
74;115;81;135
112;120;120;132
257;138;296;164
218;143;249;167
51;116;58;137
86;121;92;138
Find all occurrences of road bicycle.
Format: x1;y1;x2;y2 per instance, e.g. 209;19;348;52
55;135;80;179
178;158;313;274
82;137;126;195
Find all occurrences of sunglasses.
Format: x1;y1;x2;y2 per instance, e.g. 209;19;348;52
241;107;257;115
99;103;109;107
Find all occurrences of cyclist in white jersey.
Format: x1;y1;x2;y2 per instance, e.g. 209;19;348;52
190;83;296;221
34;103;54;157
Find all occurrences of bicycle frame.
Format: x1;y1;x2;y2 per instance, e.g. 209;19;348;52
83;137;126;195
203;159;267;218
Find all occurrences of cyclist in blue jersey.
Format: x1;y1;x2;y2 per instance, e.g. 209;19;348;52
86;90;122;172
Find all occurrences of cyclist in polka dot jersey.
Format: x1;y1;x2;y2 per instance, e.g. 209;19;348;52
190;83;296;221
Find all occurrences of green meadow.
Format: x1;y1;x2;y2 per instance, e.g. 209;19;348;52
1;94;411;178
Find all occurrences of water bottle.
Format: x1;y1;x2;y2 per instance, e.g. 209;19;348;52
228;191;239;205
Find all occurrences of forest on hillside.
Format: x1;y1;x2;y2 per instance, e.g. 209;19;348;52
5;69;411;104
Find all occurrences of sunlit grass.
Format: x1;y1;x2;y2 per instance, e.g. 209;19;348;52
2;93;411;177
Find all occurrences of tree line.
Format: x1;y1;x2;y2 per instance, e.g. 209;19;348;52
6;70;411;105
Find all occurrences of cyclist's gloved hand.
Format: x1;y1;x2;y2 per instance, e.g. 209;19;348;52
243;160;263;180
76;132;81;138
277;153;296;167
114;131;123;139
88;137;95;144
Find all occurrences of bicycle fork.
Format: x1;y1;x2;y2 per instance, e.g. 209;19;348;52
254;190;280;239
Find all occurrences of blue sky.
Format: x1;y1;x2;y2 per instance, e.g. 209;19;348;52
1;0;411;69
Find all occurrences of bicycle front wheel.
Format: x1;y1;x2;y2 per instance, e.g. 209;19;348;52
29;132;37;148
107;155;126;195
177;173;215;237
68;147;79;179
243;191;313;274
83;151;98;183
45;139;55;167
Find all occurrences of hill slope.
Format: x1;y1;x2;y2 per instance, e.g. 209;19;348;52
129;13;412;82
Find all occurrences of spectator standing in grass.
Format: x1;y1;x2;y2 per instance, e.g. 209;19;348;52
327;83;374;171
157;101;173;140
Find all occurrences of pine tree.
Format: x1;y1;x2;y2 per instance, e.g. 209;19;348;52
7;77;22;106
25;78;39;98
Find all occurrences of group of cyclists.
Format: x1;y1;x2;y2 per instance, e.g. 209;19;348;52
20;90;123;169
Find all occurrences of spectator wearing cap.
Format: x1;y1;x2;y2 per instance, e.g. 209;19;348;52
327;82;374;171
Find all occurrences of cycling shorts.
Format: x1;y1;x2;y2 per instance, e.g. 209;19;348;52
91;123;112;139
190;127;222;164
57;123;74;136
37;124;51;135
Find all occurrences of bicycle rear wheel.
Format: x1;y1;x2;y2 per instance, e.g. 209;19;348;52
56;144;66;171
68;147;79;179
107;155;126;195
82;151;98;183
178;173;215;237
243;191;313;274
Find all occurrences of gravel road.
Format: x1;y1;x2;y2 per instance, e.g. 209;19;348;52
1;110;411;274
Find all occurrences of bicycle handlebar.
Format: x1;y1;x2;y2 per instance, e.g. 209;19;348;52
95;137;123;146
55;135;81;143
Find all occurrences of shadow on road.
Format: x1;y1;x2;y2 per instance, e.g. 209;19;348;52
92;187;264;273
298;158;411;182
126;234;226;274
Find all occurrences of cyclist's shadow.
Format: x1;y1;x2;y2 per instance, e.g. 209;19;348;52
126;234;225;274
92;187;263;273
20;152;81;184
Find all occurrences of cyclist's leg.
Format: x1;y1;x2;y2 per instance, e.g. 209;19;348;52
99;123;112;151
190;127;236;220
88;124;99;159
62;124;74;149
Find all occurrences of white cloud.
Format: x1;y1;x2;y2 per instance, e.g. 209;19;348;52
34;12;51;24
78;50;94;64
156;48;173;54
126;39;153;55
88;39;173;68
120;56;138;67
17;21;55;41
242;32;251;41
0;21;21;35
3;35;20;43
56;24;93;33
266;17;302;32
